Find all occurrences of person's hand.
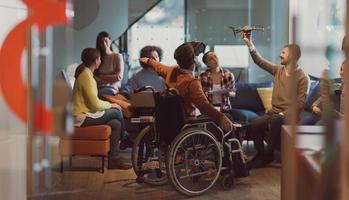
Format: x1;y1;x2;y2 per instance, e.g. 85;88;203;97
219;115;234;133
139;57;150;65
240;31;253;47
111;103;122;110
312;106;321;115
336;111;344;118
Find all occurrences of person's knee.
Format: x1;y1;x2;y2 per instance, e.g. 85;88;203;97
104;108;124;121
250;116;269;130
270;114;284;124
111;108;124;120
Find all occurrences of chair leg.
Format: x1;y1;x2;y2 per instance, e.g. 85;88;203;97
101;156;105;173
60;156;63;173
69;156;73;167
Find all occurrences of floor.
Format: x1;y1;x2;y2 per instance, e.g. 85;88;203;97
28;140;281;200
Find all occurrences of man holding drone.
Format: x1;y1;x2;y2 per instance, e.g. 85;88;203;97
240;30;309;169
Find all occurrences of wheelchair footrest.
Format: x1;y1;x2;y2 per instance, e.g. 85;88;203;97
130;116;154;123
233;123;243;128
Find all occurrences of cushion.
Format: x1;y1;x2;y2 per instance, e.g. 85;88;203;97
103;94;133;118
309;74;341;83
304;81;319;112
231;82;273;113
61;125;111;140
62;64;79;90
235;82;273;89
59;140;110;156
257;88;273;111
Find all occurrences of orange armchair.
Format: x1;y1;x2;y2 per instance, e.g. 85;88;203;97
55;72;112;173
59;125;111;173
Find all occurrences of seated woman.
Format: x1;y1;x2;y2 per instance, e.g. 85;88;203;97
121;45;166;95
139;42;233;132
200;51;235;112
311;36;347;123
73;48;131;170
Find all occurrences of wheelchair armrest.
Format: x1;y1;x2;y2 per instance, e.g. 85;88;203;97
186;117;211;124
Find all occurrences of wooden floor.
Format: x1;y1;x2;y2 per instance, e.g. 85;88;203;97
28;139;281;200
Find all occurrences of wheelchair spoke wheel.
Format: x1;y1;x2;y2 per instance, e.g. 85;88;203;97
167;128;222;196
131;125;168;185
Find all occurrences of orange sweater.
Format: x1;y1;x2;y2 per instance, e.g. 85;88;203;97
147;59;225;123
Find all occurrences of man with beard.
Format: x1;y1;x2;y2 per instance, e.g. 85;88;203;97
240;31;309;169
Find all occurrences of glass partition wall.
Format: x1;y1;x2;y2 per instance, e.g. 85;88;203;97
125;0;185;78
186;0;289;82
123;0;289;83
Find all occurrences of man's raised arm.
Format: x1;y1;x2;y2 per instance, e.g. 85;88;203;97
240;32;278;75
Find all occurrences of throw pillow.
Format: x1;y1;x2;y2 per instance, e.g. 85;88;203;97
304;81;319;112
257;88;273;112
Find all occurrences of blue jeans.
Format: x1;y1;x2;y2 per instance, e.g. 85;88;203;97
98;86;117;99
81;108;125;158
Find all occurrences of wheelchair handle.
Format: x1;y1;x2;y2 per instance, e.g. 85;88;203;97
134;86;155;94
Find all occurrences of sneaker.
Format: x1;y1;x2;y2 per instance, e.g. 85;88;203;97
247;152;274;169
108;157;132;170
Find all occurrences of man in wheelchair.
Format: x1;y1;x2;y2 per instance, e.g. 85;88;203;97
139;42;232;132
135;41;249;196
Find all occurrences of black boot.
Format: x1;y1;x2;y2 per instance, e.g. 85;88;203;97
119;137;134;150
247;151;274;169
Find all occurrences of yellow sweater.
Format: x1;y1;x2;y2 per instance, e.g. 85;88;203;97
73;67;111;116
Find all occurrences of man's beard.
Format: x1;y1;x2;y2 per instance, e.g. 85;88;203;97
280;59;288;65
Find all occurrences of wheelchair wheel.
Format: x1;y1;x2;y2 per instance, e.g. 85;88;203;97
131;125;168;186
166;128;222;196
221;174;234;190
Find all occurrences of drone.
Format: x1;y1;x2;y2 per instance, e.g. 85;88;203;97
229;25;265;38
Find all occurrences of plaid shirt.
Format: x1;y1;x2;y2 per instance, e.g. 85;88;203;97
199;68;235;112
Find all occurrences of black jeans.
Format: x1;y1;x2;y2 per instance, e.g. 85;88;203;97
249;113;284;154
81;108;124;158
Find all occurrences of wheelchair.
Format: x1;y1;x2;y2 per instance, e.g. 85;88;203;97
129;86;248;196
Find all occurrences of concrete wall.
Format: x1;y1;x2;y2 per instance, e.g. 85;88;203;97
52;0;129;77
